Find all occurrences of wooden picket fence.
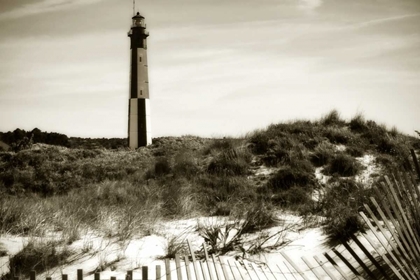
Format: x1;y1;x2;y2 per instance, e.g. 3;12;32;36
7;152;420;280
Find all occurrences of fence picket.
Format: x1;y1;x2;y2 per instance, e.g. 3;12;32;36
143;266;149;280
385;176;420;260
313;255;339;280
361;232;406;280
175;255;183;280
323;252;352;280
341;240;375;279
359;211;415;280
184;257;192;280
218;256;230;280
331;248;363;278
200;261;209;280
349;234;391;280
368;196;417;270
211;254;221;280
301;256;323;280
226;260;238;280
249;263;262;280
188;240;201;280
273;264;285;280
279;252;309;280
77;269;83;280
282;261;298;280
202;246;214;280
156;265;162;280
165;259;172;280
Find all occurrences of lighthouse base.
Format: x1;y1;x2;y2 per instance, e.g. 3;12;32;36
128;98;152;149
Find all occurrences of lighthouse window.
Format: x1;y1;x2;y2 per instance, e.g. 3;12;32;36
140;90;143;95
139;57;142;62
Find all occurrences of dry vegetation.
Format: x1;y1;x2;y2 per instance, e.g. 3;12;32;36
1;110;419;277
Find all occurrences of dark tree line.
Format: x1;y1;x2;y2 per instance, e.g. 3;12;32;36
0;128;127;150
0;128;70;149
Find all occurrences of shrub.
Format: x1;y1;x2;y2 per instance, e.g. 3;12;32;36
323;153;362;177
261;137;303;167
349;113;367;133
346;146;364;157
198;175;256;210
322;127;353;144
172;152;200;178
236;202;277;233
146;157;172;179
318;178;375;242
310;143;334;167
320;110;344;126
203;138;240;155
323;205;365;242
249;133;270;154
207;148;251;176
162;234;189;259
272;186;311;207
268;165;314;191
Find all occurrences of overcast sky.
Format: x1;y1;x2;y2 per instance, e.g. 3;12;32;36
0;0;419;138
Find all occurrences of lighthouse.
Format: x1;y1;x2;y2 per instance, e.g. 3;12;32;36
128;11;151;148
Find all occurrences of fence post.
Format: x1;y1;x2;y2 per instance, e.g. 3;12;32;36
184;256;192;280
30;271;36;280
77;269;83;280
165;259;172;280
187;240;201;280
62;274;68;280
127;270;133;280
95;273;100;280
143;266;148;280
156;265;162;280
175;255;183;280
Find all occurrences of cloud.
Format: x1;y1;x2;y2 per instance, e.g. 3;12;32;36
297;0;323;12
351;13;420;29
0;0;104;21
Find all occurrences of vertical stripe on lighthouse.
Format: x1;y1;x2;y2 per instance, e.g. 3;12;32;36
129;98;138;149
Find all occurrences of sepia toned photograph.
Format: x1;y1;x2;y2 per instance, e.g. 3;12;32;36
0;0;420;279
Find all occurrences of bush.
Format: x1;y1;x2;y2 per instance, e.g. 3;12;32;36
249;133;270;154
349;113;367;133
260;137;303;167
237;202;277;233
310;143;334;167
323;205;365;242
173;155;199;178
198;175;256;210
320;110;344;126
323;153;362;177
146;157;172;179
272;186;311;207
207;148;251;176
318;178;374;242
346;146;364;157
322;127;353;144
268;165;314;191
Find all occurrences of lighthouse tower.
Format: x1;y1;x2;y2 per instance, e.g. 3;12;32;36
128;11;151;148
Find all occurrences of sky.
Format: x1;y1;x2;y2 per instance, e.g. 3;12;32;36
0;0;419;138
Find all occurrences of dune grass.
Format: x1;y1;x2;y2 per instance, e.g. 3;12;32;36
0;110;418;270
